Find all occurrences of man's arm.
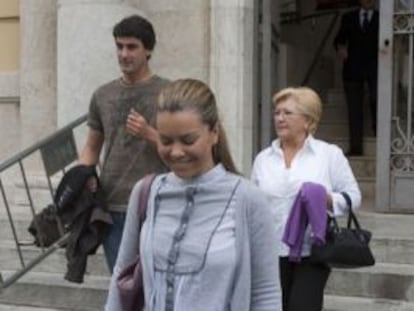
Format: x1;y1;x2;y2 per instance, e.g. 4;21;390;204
334;13;349;60
79;128;104;166
78;129;104;192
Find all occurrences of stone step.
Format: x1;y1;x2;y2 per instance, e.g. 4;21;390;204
360;198;376;211
355;210;414;239
321;103;375;122
0;217;36;243
2;218;410;271
359;177;375;201
1;211;413;310
322;103;347;121
325;137;377;157
324;88;376;112
11;174;60;208
0;176;59;231
317;120;376;139
1;225;409;268
322;211;414;306
321;107;375;125
317;121;349;138
0;202;42;221
326;262;414;301
12;188;54;210
0;241;109;277
325;89;346;105
5;238;412;270
0;304;66;311
324;93;375;109
303;208;414;264
0;271;109;311
371;236;414;265
350;156;376;178
324;294;414;311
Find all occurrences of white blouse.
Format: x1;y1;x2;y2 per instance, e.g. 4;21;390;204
251;135;361;257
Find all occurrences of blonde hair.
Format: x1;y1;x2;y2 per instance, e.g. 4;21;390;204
157;79;239;174
272;86;322;134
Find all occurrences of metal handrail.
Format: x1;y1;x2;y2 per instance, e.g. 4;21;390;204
281;9;342;24
272;23;280;53
278;3;343;87
0;113;88;291
0;114;87;172
301;11;340;85
0;234;71;289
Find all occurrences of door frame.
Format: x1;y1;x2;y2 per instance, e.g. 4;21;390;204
376;0;393;211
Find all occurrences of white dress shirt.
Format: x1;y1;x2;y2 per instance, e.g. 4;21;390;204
251;135;361;257
360;8;374;27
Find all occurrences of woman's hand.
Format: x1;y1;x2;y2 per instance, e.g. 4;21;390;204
327;194;333;211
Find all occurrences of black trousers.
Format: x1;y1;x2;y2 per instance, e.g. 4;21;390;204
343;77;377;154
279;256;331;311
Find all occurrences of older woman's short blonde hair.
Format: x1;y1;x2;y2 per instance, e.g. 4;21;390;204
272;86;322;134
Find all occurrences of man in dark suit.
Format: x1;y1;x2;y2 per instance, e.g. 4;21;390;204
334;0;378;156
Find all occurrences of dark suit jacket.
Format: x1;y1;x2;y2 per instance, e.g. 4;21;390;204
334;8;379;81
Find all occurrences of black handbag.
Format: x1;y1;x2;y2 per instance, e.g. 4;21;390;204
310;192;375;268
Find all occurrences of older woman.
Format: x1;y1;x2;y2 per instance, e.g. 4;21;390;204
251;86;361;311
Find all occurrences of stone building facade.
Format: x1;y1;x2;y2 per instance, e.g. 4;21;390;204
0;0;258;175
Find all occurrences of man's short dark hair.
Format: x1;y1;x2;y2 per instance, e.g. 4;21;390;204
113;14;156;50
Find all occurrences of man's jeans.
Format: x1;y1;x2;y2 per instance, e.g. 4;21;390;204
102;211;126;273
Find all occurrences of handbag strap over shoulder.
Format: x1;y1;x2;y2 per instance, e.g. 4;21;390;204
340;192;361;230
137;173;157;226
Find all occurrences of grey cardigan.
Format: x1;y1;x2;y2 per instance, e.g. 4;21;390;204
105;166;282;311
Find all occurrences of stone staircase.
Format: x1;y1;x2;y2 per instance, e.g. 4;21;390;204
324;211;414;310
316;88;377;204
1;88;414;310
0;175;110;310
319;89;414;310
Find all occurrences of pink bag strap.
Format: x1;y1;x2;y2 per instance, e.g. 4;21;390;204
137;173;157;227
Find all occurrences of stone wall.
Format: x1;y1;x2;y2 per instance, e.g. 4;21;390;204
0;73;19;160
2;0;258;175
56;0;256;174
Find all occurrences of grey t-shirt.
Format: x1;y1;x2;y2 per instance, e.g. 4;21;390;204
88;75;169;211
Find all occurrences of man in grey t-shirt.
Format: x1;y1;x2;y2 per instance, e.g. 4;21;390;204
79;14;169;272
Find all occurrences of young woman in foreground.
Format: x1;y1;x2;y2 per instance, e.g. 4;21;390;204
106;79;282;311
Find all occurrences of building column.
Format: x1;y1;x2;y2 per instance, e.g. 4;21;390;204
20;0;57;149
210;0;255;174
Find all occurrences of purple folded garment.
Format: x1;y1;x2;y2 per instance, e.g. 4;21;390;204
282;182;328;262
